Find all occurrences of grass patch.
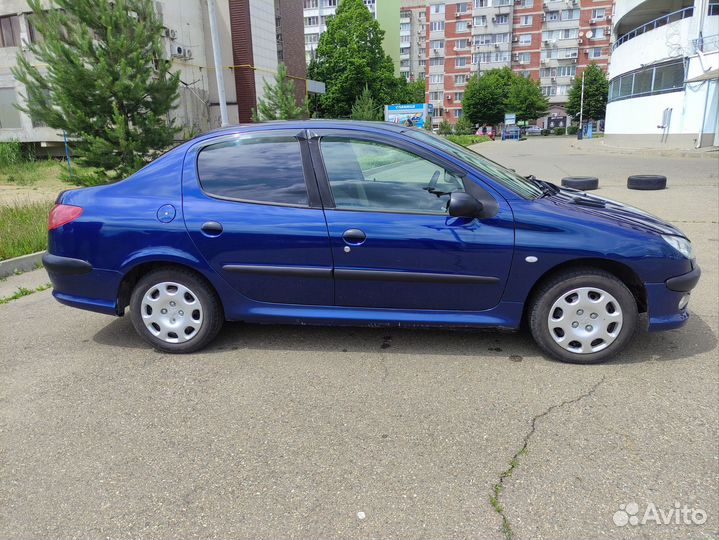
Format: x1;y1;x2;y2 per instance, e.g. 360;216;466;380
0;283;52;305
446;134;492;147
0;201;53;260
0;141;61;186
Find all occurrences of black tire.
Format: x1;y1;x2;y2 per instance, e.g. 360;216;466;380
528;268;638;364
627;174;667;190
561;176;599;191
129;267;224;353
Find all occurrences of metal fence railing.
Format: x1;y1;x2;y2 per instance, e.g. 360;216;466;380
612;6;694;51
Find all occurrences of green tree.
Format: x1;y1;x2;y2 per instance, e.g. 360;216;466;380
392;78;426;104
351;85;382;121
13;0;180;181
253;63;306;121
462;67;514;126
307;0;398;117
567;63;609;122
506;75;549;122
454;115;475;135
437;119;453;135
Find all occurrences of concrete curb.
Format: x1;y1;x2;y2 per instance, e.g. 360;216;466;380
0;251;45;279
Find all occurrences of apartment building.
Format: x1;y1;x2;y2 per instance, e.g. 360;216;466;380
303;0;401;74
0;0;306;144
406;0;613;128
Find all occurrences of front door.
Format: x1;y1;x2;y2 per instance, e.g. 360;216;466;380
182;129;333;306
311;131;514;311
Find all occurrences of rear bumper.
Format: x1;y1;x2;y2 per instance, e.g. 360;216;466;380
43;252;122;316
646;263;701;331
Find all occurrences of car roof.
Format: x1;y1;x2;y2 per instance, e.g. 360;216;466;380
197;119;408;140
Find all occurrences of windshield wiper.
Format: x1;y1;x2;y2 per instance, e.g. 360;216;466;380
525;175;556;197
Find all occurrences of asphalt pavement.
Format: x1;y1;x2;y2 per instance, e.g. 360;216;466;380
1;136;717;539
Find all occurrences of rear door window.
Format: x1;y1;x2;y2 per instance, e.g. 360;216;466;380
197;135;308;206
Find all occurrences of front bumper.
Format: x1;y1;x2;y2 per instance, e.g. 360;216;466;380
646;262;701;331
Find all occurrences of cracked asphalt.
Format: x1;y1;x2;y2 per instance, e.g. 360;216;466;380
1;137;717;539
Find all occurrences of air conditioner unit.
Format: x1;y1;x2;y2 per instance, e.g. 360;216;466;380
172;46;185;58
571;58;577;63
606;15;612;21
577;38;583;43
512;35;519;42
494;43;500;48
584;49;590;55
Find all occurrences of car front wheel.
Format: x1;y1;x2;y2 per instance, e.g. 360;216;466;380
528;269;638;364
129;268;224;353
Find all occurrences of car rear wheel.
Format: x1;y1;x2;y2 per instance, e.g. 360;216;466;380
528;269;638;364
129;268;224;353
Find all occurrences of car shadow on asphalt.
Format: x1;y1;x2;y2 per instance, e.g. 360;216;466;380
92;311;716;365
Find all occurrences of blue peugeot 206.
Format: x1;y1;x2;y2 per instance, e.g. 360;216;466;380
43;121;700;364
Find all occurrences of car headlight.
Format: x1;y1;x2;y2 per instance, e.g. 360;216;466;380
661;235;694;259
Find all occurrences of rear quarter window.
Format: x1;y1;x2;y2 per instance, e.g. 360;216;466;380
197;135;308;206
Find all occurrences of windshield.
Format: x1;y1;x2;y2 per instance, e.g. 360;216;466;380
403;129;543;199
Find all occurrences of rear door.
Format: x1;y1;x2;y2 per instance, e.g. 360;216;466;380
182;129;334;306
309;129;515;311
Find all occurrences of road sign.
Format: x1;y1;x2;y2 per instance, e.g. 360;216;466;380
504;113;516;125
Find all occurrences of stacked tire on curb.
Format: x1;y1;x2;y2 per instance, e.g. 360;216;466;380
627;174;667;190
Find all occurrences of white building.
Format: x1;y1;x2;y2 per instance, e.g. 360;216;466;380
605;0;719;148
0;0;242;148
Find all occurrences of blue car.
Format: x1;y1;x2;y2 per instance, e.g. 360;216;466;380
43;121;700;363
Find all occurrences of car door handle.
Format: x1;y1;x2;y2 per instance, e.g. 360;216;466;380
201;221;223;237
342;228;366;245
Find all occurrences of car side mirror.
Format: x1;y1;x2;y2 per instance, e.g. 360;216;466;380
448;192;483;218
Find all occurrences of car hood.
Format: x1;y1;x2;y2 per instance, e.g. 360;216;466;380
542;187;687;238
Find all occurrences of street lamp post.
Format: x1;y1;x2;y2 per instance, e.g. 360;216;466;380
578;70;585;139
207;0;229;127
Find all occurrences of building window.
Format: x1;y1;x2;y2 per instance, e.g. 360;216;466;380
474;0;489;7
495;0;511;6
590;47;602;58
0;15;21;48
710;1;719;15
430;21;445;32
591;27;605;40
400;35;410;43
518;34;532;45
557;65;576;77
518;70;531;78
455;56;468;67
304;0;318;8
400;22;411;32
494;14;509;24
304;16;319;26
561;28;578;39
454;74;468;85
456;2;469;13
305;33;319;44
429;74;443;84
591;8;606;20
454;92;464;102
608;60;685;102
561;9;580;21
520;15;533;26
430;39;444;49
520;0;533;7
429;91;443;101
546;11;559;22
430;3;445;14
474;16;487;27
516;52;531;64
324;0;337;6
429;56;444;66
455;38;469;49
454;109;463;118
456;20;469;32
0;88;22;128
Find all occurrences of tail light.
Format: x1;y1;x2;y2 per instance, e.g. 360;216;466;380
48;204;83;230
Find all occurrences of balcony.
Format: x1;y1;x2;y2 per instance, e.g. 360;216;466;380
613;6;694;51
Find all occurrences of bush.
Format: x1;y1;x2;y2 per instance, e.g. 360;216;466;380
454;115;475;135
0;201;53;260
437;119;453;135
567;125;578;135
446;135;491;147
553;127;565;136
541;129;549;136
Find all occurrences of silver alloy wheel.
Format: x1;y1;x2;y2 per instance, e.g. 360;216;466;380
141;281;203;343
547;286;623;354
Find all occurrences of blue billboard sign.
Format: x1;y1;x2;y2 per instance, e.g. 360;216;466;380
384;103;428;129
